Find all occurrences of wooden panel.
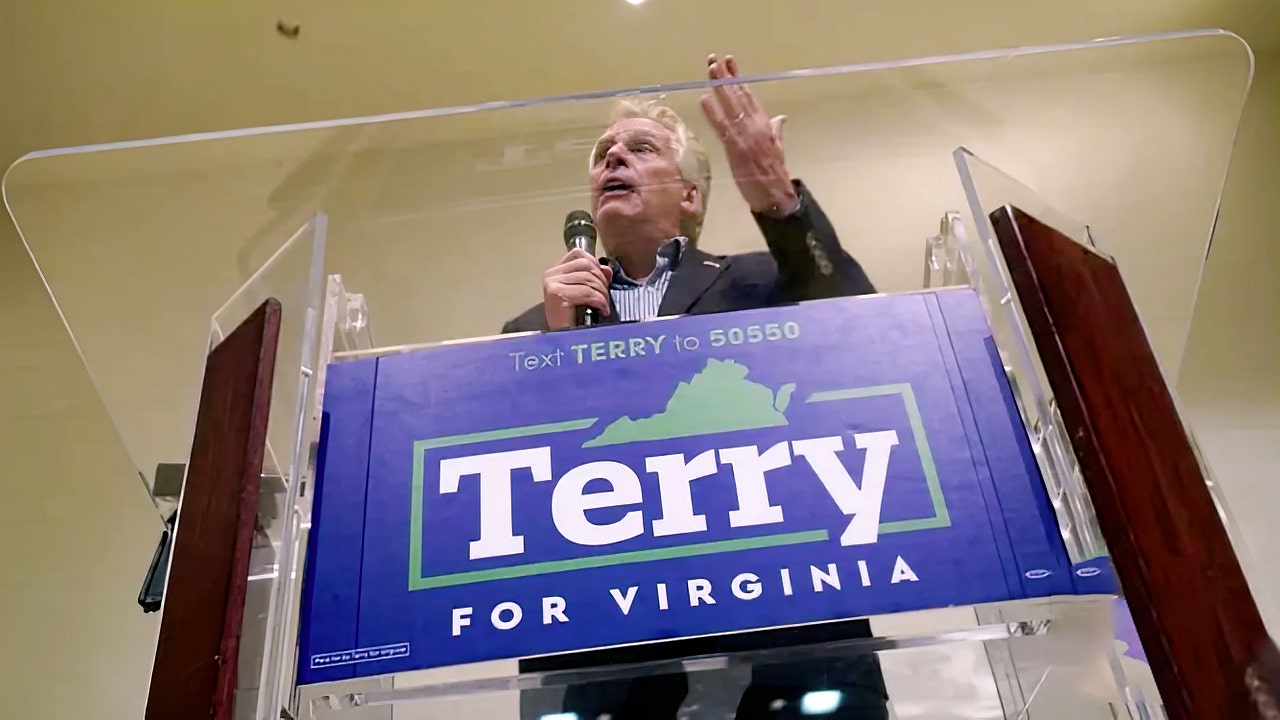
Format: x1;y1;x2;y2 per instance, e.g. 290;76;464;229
990;206;1279;719
146;299;281;720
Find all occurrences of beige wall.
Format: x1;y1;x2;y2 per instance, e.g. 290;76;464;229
0;222;165;715
1178;51;1280;633
1;20;1276;720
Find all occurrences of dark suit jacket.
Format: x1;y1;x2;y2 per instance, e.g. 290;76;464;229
501;179;876;334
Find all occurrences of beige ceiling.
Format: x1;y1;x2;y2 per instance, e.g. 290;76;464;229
3;0;1278;160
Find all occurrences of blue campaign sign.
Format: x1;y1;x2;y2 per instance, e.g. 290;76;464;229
297;288;1105;685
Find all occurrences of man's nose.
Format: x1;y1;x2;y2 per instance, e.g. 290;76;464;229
603;145;629;169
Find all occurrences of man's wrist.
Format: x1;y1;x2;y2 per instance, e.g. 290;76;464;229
754;182;803;219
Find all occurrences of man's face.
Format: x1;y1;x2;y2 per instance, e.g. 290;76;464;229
589;117;696;246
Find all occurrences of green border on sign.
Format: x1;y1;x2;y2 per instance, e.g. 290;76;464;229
407;383;948;591
805;383;951;534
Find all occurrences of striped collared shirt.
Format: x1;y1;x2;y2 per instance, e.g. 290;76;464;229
608;237;688;322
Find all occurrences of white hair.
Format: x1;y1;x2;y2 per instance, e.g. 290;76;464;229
592;98;712;241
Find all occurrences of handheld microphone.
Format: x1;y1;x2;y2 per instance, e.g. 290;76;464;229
563;210;601;327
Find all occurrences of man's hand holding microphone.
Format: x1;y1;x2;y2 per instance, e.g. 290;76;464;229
544;210;613;331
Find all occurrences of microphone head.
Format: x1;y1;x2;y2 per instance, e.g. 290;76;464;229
563;210;597;254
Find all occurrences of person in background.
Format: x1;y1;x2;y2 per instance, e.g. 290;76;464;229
509;54;888;720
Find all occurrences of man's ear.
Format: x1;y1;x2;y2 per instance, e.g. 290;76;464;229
680;180;701;217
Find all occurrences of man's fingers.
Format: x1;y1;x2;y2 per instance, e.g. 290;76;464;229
722;54;760;114
707;53;764;131
566;256;606;275
707;54;743;121
555;285;611;314
700;93;730;136
557;270;609;296
543;251;611;327
561;247;594;264
551;255;607;277
770;114;787;145
550;248;594;273
546;251;612;315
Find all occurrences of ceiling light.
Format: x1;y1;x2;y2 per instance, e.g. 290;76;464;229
626;0;645;5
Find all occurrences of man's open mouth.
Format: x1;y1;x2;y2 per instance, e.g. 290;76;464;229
601;180;635;197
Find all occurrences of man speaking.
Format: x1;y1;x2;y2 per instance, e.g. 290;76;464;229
502;53;875;334
508;55;888;720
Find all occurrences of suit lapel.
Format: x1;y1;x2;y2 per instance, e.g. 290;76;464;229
658;248;730;317
601;292;620;325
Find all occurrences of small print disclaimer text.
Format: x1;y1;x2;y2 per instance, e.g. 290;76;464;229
311;642;410;668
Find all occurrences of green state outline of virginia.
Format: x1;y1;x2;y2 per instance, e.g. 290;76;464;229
582;358;795;447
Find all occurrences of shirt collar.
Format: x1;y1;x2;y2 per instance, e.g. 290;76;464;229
609;237;689;286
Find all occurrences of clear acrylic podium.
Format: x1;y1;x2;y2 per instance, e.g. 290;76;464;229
4;28;1271;720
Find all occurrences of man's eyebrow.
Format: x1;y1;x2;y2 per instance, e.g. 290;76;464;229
593;128;663;150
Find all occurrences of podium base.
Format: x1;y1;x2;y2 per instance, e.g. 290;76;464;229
294;596;1161;720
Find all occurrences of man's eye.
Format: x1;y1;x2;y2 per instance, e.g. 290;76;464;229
634;143;655;153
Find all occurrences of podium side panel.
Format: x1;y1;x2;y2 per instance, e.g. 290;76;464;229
146;300;280;720
933;288;1076;599
297;358;379;685
990;206;1280;719
920;291;1024;598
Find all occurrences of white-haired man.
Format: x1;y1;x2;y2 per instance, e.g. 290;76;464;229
501;54;875;334
510;55;888;720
